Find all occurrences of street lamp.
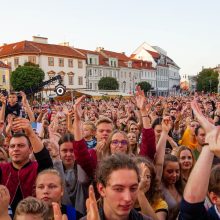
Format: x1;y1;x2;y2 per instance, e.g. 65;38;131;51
123;81;126;93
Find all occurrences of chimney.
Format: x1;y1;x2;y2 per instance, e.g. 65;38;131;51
32;36;48;44
96;47;104;52
59;42;70;46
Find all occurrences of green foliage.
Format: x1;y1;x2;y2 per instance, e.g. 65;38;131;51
23;62;40;67
98;77;119;90
196;68;219;93
11;62;45;91
137;81;152;93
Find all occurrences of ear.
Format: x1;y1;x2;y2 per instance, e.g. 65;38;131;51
97;183;106;198
61;187;64;197
209;191;218;204
29;146;33;154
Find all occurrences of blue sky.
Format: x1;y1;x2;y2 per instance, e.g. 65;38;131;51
1;0;220;76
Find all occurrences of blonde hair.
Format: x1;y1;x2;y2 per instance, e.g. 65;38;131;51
36;169;64;188
95;117;113;127
83;121;96;131
14;197;49;220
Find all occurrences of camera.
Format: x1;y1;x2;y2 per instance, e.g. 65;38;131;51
54;83;66;96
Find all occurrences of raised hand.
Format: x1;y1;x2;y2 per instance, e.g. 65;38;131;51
135;86;147;111
86;185;100;220
0;185;10;220
138;163;149;192
0;94;7;105
191;99;214;133
162;116;172;133
206;127;220;157
20;91;28;107
12;118;33;135
52;202;68;220
73;95;86;120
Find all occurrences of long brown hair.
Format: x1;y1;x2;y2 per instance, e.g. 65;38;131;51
134;156;163;205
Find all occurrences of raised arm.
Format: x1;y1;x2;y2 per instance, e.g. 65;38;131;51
0;185;11;220
12;118;44;153
0;94;6;121
183;99;215;203
71;96;97;177
135;86;156;160
154;117;171;181
20;91;35;122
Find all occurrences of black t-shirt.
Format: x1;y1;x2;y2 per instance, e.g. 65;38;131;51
5;102;21;118
179;198;208;220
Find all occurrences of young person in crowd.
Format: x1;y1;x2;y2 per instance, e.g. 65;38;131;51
0;118;53;214
36;169;83;220
82;153;152;220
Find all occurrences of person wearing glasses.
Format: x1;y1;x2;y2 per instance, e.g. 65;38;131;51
71;87;156;177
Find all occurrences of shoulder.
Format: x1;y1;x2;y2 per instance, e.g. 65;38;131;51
152;198;168;213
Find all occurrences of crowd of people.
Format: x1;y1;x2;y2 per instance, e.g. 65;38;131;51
0;87;220;220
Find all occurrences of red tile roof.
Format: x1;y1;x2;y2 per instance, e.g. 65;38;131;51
0;61;10;69
0;41;86;59
146;50;160;59
99;49;130;62
74;48;99;56
131;59;156;70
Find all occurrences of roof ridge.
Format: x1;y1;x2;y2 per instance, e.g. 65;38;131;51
28;41;41;53
73;48;86;57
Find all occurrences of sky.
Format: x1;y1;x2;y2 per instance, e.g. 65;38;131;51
1;0;220;76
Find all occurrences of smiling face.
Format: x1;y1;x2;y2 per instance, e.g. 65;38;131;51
110;133;128;154
179;149;193;171
163;161;180;186
97;169;139;219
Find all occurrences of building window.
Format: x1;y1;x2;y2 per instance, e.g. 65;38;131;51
14;57;19;66
89;83;92;89
48;57;54;66
89;58;92;64
99;69;103;77
68;59;73;67
28;56;36;64
68;75;74;85
59;58;64;67
78;76;83;85
78;60;83;68
2;75;6;84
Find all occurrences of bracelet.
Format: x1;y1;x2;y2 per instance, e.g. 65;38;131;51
142;115;149;118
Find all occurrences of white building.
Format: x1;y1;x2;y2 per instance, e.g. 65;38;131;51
0;36;86;97
153;46;180;96
76;47;140;94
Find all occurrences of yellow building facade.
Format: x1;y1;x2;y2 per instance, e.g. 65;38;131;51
0;61;10;92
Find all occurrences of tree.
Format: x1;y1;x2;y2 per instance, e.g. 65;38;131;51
98;77;119;90
196;68;219;93
137;81;152;94
11;62;45;92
